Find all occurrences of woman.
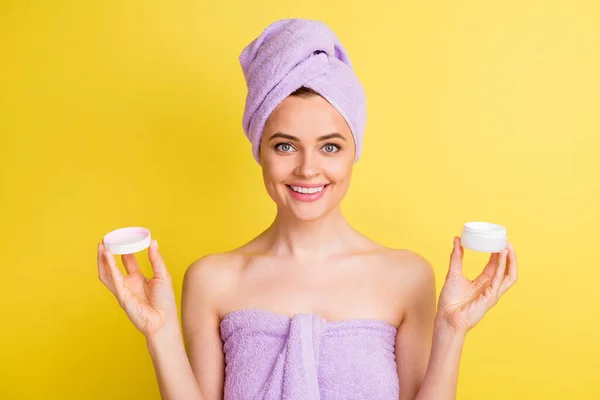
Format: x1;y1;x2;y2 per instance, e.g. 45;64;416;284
97;19;518;400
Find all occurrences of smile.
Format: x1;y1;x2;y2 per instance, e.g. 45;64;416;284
289;185;326;194
285;184;330;202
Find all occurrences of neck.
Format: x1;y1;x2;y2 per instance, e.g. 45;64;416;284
263;206;355;259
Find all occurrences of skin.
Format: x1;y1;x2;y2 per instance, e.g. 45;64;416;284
98;94;518;400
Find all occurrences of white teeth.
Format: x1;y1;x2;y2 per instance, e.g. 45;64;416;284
290;185;325;194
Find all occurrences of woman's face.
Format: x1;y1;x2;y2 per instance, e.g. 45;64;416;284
259;94;356;221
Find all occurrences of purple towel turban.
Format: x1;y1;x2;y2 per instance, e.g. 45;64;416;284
239;18;367;164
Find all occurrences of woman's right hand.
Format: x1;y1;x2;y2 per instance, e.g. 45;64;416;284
97;239;179;338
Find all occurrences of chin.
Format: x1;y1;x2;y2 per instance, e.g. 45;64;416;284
285;200;340;221
289;207;328;222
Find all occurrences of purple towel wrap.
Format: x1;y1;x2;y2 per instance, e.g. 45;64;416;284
239;18;367;164
220;309;399;399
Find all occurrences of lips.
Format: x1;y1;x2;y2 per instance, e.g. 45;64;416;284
286;184;330;202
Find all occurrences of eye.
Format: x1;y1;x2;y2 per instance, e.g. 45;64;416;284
275;142;295;152
322;143;341;153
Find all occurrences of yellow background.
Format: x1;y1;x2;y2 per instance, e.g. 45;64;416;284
1;0;599;398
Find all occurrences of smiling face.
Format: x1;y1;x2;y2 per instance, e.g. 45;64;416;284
259;88;356;221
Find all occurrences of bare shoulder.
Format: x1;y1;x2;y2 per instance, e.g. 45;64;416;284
356;232;435;285
387;249;433;278
382;248;435;283
182;251;248;316
377;248;437;306
184;252;244;284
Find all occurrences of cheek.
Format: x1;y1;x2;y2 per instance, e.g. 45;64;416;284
262;164;280;189
327;160;353;184
263;156;287;178
261;156;294;194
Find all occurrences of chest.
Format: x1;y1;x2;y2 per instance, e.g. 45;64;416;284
223;256;405;324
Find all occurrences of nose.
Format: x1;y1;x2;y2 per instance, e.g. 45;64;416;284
294;150;320;179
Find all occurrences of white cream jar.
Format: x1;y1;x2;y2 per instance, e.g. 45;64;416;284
461;222;507;253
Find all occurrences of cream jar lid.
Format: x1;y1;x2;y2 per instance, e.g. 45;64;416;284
103;227;151;255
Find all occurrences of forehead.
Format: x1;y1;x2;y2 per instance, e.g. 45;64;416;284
264;95;353;140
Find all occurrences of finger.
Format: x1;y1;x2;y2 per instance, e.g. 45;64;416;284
491;248;508;297
98;242;116;294
121;253;141;275
499;242;518;296
104;248;125;296
480;252;499;278
448;237;463;277
148;240;171;281
490;252;499;263
488;252;499;267
471;272;492;289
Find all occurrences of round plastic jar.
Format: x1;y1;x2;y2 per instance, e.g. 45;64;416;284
460;222;507;253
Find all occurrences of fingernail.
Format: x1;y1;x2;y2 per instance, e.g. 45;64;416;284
154;240;159;250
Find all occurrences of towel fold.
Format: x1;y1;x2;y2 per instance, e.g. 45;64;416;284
239;18;367;164
220;309;399;399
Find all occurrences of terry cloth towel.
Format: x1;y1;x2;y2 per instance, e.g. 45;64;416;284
220;309;399;400
239;18;367;164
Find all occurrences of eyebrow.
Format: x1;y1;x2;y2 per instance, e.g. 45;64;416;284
268;132;347;142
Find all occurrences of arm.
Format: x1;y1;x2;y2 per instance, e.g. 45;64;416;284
395;254;438;400
414;318;466;400
146;255;226;400
99;240;205;400
395;252;466;400
401;238;517;400
181;255;227;400
146;322;204;400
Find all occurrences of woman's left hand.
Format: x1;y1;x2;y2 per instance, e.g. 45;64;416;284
436;237;518;335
